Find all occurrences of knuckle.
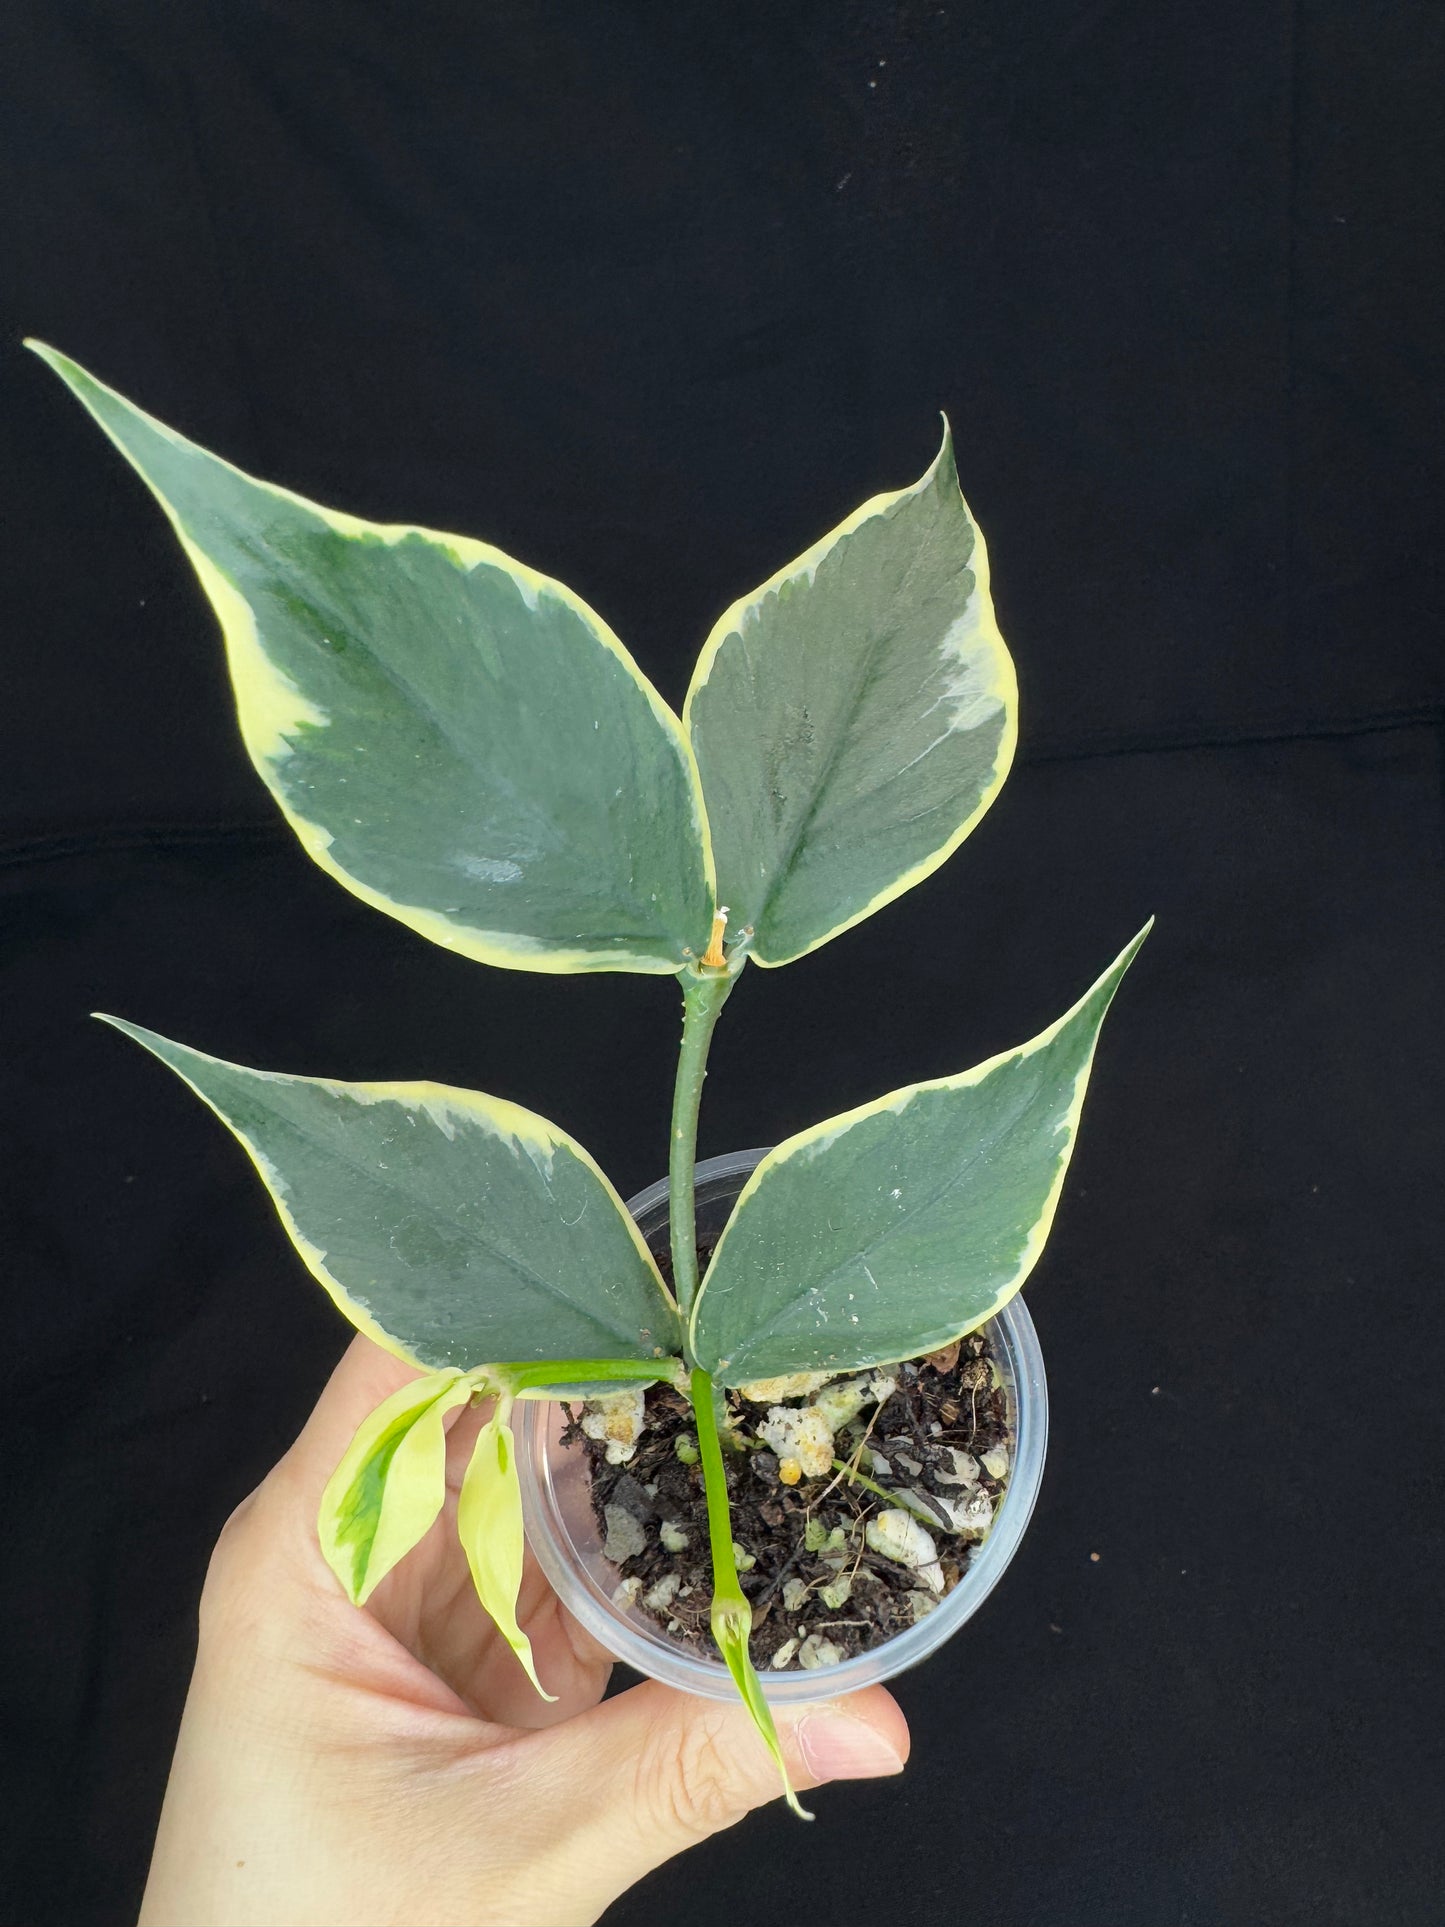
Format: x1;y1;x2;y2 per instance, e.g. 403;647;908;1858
642;1709;749;1840
196;1481;280;1635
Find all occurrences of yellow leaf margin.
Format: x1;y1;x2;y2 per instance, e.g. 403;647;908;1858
458;1411;556;1699
319;1369;476;1605
682;421;1017;967
29;340;716;976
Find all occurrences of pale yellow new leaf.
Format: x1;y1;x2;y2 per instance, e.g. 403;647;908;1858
319;1369;475;1604
457;1413;555;1700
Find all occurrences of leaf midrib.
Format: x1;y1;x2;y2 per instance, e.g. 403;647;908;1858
247;539;676;939
703;1057;1052;1370
748;533;933;940
251;1093;667;1354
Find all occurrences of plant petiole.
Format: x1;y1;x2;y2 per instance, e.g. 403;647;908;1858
667;963;736;1325
690;1364;811;1819
495;1357;688;1398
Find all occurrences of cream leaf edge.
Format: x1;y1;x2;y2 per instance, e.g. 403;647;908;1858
319;1369;475;1604
458;1413;556;1699
681;420;1019;968
28;340;717;976
688;920;1153;1377
95;1014;681;1366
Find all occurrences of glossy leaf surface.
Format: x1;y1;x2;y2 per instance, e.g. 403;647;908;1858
457;1411;554;1698
685;425;1016;966
319;1370;474;1605
33;344;714;974
690;925;1150;1382
100;1017;682;1369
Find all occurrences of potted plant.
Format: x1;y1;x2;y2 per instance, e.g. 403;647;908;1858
32;340;1148;1815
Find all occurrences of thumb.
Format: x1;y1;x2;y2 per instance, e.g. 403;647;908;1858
534;1675;908;1904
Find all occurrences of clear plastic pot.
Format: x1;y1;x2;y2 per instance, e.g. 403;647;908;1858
516;1147;1048;1703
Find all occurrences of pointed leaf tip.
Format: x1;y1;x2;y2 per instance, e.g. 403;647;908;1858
35;347;715;976
457;1413;556;1700
686;425;1014;967
90;1019;681;1370
692;921;1151;1381
712;1612;813;1819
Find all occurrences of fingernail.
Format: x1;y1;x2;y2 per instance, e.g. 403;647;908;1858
797;1712;905;1780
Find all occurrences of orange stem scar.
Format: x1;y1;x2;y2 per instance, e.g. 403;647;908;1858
701;906;730;969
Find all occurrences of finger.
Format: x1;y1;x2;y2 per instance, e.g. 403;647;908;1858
441;1588;612;1731
526;1677;908;1911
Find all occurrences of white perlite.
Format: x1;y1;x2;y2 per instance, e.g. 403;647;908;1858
659;1520;690;1553
981;1444;1010;1480
643;1572;682;1613
809;1370;895;1432
770;1638;800;1669
611;1575;643;1610
807;1376;867;1431
782;1577;811;1613
582;1386;648;1465
602;1503;647;1564
866;1508;946;1593
737;1371;834;1403
797;1634;846;1669
937;1447;981;1485
758;1403;835;1478
937;1486;994;1535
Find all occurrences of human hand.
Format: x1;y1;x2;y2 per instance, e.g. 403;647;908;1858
138;1335;909;1927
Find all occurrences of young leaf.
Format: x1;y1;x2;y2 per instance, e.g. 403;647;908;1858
31;343;714;975
712;1603;812;1821
685;424;1016;967
457;1411;555;1699
319;1370;475;1605
98;1017;683;1369
690;923;1151;1382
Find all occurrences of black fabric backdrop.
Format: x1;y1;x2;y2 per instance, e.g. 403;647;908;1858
2;5;1441;1924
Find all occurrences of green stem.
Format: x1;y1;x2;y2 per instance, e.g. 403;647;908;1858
497;1358;686;1396
668;967;735;1330
690;1366;747;1608
691;1363;811;1819
670;957;807;1814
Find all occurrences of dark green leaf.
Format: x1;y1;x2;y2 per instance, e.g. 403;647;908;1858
34;343;714;974
685;425;1015;966
690;925;1150;1381
101;1017;683;1368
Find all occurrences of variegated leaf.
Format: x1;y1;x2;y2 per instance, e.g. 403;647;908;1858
690;924;1150;1382
685;424;1016;966
99;1017;683;1368
457;1411;554;1698
319;1369;475;1605
32;343;714;975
